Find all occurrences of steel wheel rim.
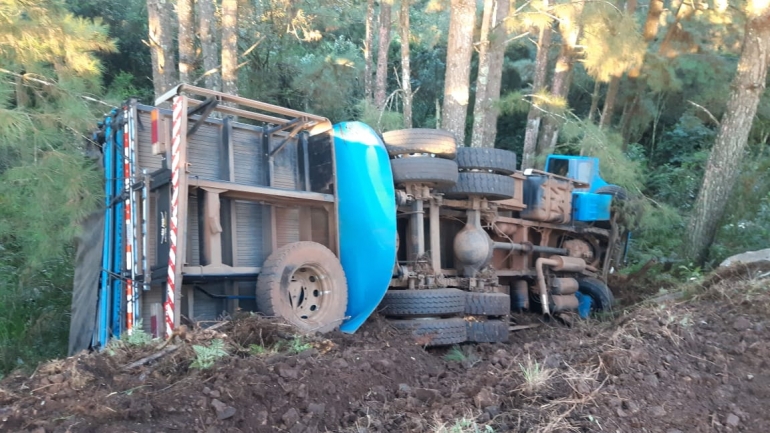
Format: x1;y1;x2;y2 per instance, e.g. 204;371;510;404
287;263;332;325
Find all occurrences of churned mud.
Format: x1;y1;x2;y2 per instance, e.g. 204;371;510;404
2;263;769;433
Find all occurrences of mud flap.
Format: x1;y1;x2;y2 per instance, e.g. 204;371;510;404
332;122;397;333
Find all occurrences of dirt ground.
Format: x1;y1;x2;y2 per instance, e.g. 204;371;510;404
1;263;769;433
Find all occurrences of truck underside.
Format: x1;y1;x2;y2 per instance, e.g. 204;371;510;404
72;85;625;351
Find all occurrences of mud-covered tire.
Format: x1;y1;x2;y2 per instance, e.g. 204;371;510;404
391;157;459;187
256;241;348;333
388;318;467;346
464;292;510;316
596;185;628;201
382;128;457;159
439;172;515;200
455;147;517;175
466;320;509;343
577;277;614;312
379;288;466;317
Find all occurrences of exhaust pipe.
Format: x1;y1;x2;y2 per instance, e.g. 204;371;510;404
535;255;586;316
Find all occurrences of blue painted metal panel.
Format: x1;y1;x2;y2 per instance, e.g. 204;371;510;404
112;124;124;338
332;122;396;333
572;192;612;221
97;116;115;348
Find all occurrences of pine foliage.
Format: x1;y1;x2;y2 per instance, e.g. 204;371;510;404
0;0;115;373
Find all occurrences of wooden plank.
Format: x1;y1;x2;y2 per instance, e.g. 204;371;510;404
189;178;334;205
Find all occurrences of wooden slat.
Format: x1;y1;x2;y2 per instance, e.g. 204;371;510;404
188;178;334;204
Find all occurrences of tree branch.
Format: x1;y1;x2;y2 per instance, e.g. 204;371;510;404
687;100;720;126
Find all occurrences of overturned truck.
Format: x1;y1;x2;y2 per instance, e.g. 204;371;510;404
74;85;627;351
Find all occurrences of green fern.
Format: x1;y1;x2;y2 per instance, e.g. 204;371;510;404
190;339;229;370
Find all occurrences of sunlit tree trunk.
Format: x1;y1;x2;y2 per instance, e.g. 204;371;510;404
686;2;770;264
374;1;392;110
221;0;238;96
441;0;476;144
599;0;636;130
482;0;511;146
364;0;375;102
619;0;664;145
598;75;619;129
177;0;194;83
197;0;220;91
587;79;600;123
521;11;552;169
470;0;495;148
400;0;413;128
537;0;585;157
147;0;177;99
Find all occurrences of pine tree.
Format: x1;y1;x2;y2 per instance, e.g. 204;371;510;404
375;0;393;110
482;0;511;146
197;0;220;91
536;0;585;157
177;0;194;83
364;0;375;102
147;0;177;98
442;0;477;145
521;0;553;168
0;0;115;371
400;0;413;128
599;0;637;129
470;0;495;148
221;0;238;97
686;1;770;264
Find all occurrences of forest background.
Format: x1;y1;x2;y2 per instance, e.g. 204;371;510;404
1;0;769;375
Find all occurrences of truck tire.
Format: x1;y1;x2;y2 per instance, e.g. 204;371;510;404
439;172;515;200
382;128;457;159
466;320;509;343
379;288;466;316
388;318;467;346
256;241;348;333
455;147;517;175
464;292;510;316
391;157;458;187
577;277;614;312
595;185;628;201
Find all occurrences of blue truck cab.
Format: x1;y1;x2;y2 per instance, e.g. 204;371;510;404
544;155;615;222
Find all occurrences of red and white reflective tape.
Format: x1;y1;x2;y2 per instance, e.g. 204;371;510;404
165;95;183;338
123;106;134;333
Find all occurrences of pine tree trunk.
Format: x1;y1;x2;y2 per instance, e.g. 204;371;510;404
197;0;220;91
470;0;495;148
482;0;511;146
521;19;552;169
598;0;636;130
686;5;770;264
599;75;619;129
221;0;238;97
374;1;392;110
619;0;664;144
177;0;194;83
588;79;601;123
441;0;476;145
400;0;413;128
364;0;375;102
537;0;585;157
147;0;177;99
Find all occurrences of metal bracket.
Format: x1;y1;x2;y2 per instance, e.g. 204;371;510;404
187;97;220;136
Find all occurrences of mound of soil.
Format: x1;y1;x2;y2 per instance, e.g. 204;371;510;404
1;264;769;432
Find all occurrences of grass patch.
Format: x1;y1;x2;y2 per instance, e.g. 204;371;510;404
435;417;494;433
518;354;555;394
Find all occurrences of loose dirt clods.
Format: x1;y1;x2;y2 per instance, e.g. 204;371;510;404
1;264;769;432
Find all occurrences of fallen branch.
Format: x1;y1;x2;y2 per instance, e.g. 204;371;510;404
123;344;180;370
